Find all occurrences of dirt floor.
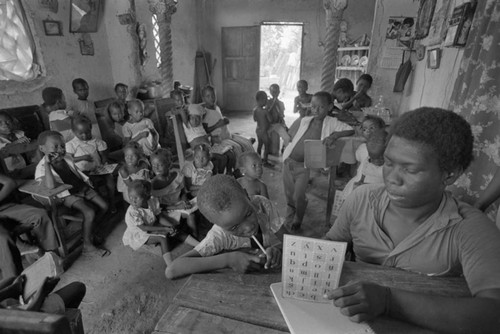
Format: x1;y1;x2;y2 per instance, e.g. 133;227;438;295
57;109;342;334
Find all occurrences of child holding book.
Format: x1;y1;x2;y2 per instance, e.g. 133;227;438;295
35;131;108;255
150;148;198;238
237;151;268;198
65;115;117;213
117;142;151;203
165;174;285;279
123;180;198;266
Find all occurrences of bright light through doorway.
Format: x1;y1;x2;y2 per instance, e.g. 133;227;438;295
260;23;303;118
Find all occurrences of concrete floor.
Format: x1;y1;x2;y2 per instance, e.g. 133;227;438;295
57;109;338;333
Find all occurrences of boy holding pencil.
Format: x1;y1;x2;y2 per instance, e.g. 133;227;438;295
165;175;286;279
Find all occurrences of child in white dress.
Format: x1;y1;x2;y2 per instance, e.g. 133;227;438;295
117;142;151;203
122;99;160;156
123;180;198;265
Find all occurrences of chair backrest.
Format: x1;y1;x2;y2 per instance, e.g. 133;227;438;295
94;97;116;109
165;110;189;167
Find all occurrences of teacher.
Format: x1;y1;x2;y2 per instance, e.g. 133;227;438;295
325;107;500;333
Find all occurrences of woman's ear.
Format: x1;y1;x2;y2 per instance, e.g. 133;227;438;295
443;168;463;186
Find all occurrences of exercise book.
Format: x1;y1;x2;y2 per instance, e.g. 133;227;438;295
21;252;63;301
272;235;373;333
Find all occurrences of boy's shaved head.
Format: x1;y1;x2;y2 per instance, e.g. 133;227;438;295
197;174;247;222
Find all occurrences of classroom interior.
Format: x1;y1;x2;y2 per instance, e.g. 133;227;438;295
0;0;498;333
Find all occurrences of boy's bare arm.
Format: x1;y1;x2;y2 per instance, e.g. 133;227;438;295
165;249;262;279
323;129;355;148
100;149;109;164
260;181;269;199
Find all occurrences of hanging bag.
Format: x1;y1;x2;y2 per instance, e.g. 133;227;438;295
393;51;413;92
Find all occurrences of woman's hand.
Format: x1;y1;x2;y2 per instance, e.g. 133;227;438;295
325;281;390;323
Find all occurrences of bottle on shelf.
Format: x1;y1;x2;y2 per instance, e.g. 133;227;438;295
374;95;391;124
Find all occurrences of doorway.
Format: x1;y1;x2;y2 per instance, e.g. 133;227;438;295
259;23;303;116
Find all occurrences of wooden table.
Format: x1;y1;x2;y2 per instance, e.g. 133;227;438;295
154;261;470;334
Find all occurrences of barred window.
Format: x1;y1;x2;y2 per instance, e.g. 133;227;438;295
151;14;161;68
0;0;43;81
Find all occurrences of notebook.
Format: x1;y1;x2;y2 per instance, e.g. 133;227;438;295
21;252;63;301
271;283;373;334
272;235;373;334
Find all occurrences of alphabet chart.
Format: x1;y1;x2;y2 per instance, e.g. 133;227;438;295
282;235;347;303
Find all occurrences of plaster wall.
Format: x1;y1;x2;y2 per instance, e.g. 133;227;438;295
367;0;419;116
368;0;465;116
135;0;199;89
0;0;114;108
201;0;375;107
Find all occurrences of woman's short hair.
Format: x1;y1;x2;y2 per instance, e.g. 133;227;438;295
390;107;473;172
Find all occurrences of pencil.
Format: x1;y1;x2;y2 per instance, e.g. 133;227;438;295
251;235;267;255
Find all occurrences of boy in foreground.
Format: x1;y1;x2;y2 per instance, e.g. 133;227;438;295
165;175;285;279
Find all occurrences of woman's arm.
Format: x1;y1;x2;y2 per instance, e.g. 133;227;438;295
328;282;500;334
474;167;500;211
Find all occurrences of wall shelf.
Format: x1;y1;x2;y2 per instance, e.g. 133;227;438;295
338;46;370;52
336;66;366;71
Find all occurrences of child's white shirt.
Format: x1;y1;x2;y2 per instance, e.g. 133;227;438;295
123;197;163;250
65;137;107;172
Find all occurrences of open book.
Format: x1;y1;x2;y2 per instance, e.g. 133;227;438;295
21;252;63;301
89;163;118;175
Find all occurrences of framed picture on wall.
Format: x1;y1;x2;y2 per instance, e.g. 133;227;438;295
43;20;62;36
427;48;441;69
416;0;437;39
70;0;100;33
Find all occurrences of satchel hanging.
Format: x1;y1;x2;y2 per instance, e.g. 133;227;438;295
393;56;413;92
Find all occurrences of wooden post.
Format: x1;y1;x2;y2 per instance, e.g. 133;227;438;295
148;0;177;97
321;0;348;93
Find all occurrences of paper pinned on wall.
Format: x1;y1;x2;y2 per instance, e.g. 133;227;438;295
380;47;404;69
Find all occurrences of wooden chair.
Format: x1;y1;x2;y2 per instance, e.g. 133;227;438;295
18;181;84;270
0;308;84;334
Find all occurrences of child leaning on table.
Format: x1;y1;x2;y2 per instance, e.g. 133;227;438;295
165;174;285;280
123;180;198;266
35;131;109;256
0;111;30;173
66;115;117;213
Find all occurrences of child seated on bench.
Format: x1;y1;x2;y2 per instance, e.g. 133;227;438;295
181;143;213;198
0;111;29;173
68;78;101;140
66;115;117;213
35;131;109;255
117;142;151;203
42;87;74;142
165;174;285;279
150;149;198;238
122;99;160;156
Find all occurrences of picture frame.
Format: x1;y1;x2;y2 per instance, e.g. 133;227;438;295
427;48;441;69
43;20;62;36
79;39;94;56
70;0;100;33
416;0;437;40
